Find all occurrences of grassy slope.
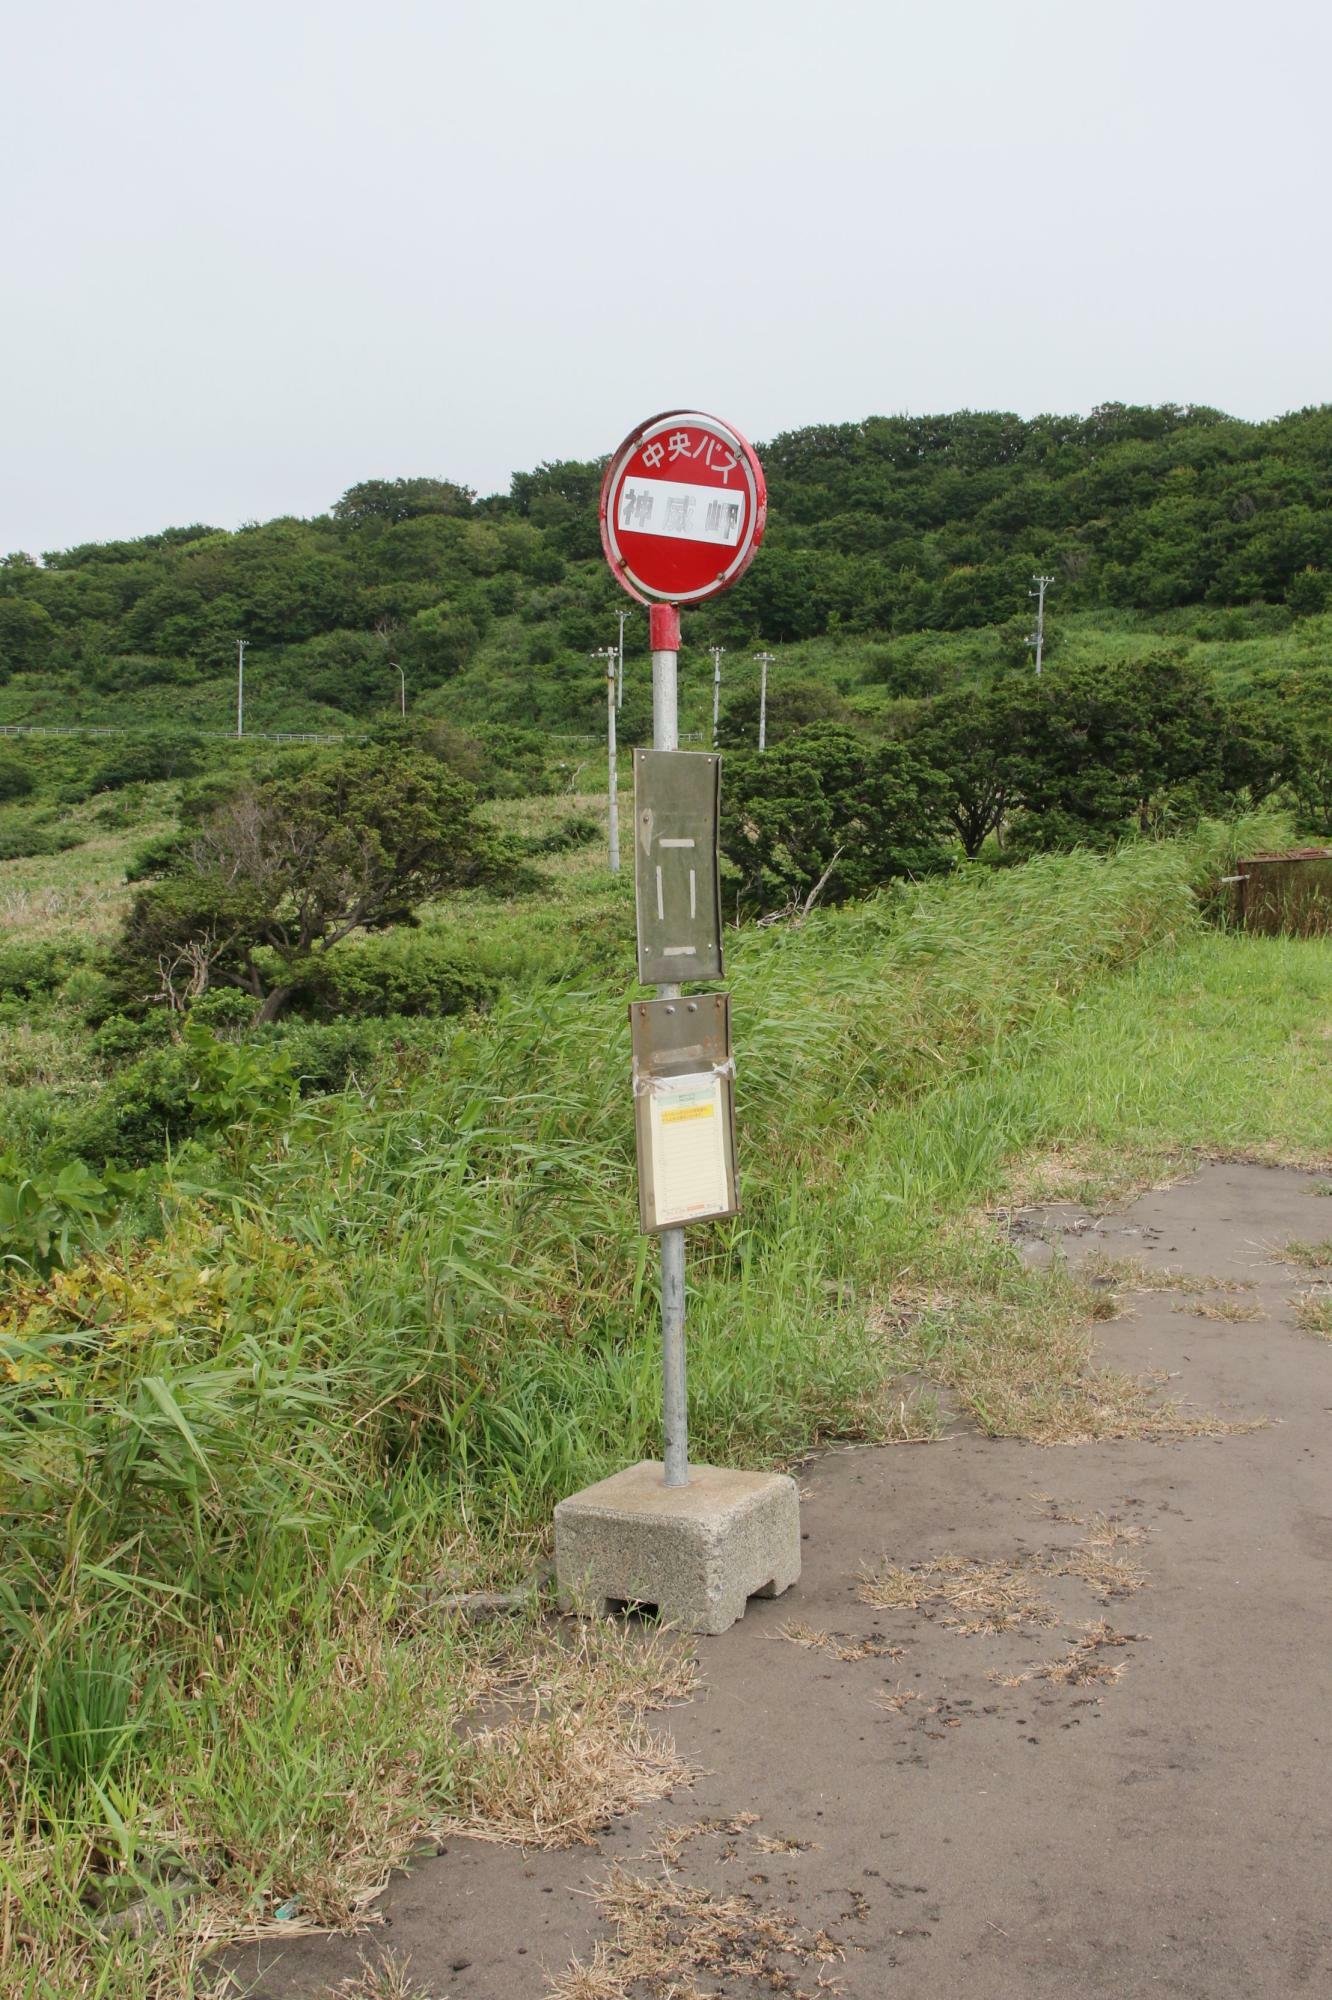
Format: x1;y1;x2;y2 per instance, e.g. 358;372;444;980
3;604;1325;745
5;826;1332;1995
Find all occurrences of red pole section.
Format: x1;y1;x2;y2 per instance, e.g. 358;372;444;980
649;603;681;652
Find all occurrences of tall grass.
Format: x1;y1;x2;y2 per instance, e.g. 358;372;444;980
0;820;1304;1994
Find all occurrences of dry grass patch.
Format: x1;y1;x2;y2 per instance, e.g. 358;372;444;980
443;1622;697;1850
872;1687;922;1714
334;1952;446;1999
548;1866;842;2000
1271;1237;1332;1271
991;1620;1142;1690
999;1142;1185;1212
857;1554;1055;1635
778;1622;903;1663
1081;1253;1256;1295
859;1521;1149;1636
647;1815;759;1869
1293;1288;1332;1339
896;1258;1255;1443
1171;1297;1268;1322
957;1355;1256;1446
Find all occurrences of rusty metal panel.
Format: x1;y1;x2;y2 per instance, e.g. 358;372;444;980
1237;851;1332;936
633;748;723;985
629;993;738;1234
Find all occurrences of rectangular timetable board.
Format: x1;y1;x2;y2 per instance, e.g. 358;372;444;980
633;749;723;986
630;992;738;1233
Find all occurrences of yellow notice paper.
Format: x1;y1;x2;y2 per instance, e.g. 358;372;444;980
647;1071;730;1227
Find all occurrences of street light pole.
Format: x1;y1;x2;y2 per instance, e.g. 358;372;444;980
390;660;406;716
710;645;725;746
754;651;775;751
236;639;246;738
591;646;620;874
1028;575;1054;677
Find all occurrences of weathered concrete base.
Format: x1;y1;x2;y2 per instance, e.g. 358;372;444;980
554;1460;800;1637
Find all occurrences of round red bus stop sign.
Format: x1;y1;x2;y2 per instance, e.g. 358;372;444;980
600;410;766;605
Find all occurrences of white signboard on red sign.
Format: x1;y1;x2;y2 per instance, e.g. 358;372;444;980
600;411;767;605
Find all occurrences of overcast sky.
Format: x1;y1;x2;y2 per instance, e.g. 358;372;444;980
5;0;1329;555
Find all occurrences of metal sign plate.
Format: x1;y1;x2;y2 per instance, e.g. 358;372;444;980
630;993;738;1233
633;748;723;986
600;410;767;605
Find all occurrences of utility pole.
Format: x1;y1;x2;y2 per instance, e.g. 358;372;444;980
591;646;620;873
390;660;406;717
617;607;627;711
710;645;725;746
754;651;775;751
236;639;246;738
1028;575;1054;677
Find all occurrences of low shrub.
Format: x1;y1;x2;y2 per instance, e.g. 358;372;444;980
0;815;83;861
90;733;205;793
0;940;88;1001
270;1018;387;1093
59;1025;296;1166
0;751;36;802
88;1012;172;1067
125;830;188;881
59;1043;197;1165
524;813;601;855
188;987;258;1034
294;928;498;1021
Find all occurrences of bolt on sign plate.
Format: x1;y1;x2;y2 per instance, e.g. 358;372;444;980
601;410;767;605
633;748;723;986
630;993;738;1234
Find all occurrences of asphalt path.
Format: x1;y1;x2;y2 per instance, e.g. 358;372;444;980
234;1164;1332;1999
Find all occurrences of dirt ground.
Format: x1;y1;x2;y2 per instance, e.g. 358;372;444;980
232;1164;1332;1999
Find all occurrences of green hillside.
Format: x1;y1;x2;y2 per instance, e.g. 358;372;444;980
2;403;1329;743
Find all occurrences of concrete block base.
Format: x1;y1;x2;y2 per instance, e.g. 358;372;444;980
554;1460;800;1637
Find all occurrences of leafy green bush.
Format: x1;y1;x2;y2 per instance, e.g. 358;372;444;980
188;986;258;1033
60;1025;296;1165
721;723;949;912
0;1154;136;1273
523;813;600;855
90;732;204;793
0;751;35;802
125;828;189;881
270;1018;386;1092
59;1044;197;1165
88;1012;172;1067
0;940;88;1000
0;815;84;861
293;928;498;1020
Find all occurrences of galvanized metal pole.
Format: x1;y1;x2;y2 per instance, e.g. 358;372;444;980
617;607;626;711
650;602;689;1488
236;639;246;738
391;660;406;717
606;654;619;874
755;651;774;752
711;645;724;746
591;648;620;873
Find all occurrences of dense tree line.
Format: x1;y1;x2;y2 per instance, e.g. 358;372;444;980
1;405;1329;729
